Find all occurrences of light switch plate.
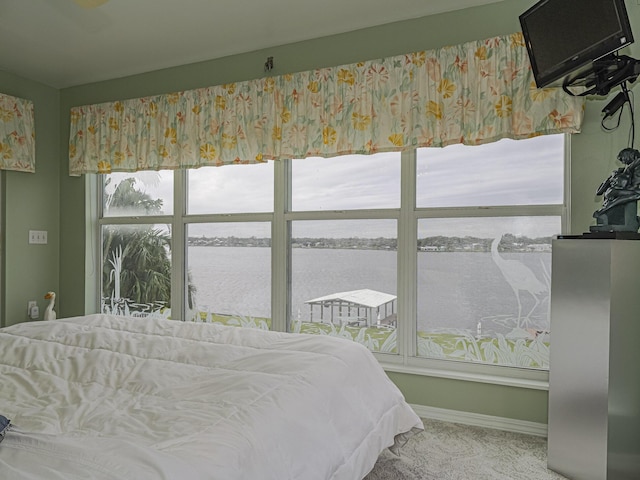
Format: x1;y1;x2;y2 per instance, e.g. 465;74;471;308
28;230;48;244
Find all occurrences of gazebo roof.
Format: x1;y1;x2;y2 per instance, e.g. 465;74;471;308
304;289;397;309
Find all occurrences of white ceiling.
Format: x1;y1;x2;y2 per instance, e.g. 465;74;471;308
0;0;504;89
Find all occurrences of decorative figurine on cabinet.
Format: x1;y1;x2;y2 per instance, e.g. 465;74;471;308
591;147;640;233
43;291;56;321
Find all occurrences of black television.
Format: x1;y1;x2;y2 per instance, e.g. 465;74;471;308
519;0;634;89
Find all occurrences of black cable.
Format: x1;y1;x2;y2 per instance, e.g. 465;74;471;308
626;86;635;148
600;81;636;141
601;99;625;132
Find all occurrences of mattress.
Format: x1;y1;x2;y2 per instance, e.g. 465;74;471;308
0;314;423;479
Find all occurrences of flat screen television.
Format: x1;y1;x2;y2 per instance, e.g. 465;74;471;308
519;0;634;88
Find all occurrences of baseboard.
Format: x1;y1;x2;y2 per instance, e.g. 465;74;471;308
410;403;548;438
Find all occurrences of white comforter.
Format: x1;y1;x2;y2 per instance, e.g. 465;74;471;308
0;314;422;479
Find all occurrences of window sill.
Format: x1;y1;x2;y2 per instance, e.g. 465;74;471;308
378;357;549;391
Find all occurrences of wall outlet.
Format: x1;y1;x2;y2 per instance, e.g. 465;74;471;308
28;301;39;319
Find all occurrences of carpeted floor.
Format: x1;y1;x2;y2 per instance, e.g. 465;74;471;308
365;419;569;480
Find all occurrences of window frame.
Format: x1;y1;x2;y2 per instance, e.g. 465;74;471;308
89;135;569;389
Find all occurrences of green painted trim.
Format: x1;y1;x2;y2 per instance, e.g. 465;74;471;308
388;370;549;424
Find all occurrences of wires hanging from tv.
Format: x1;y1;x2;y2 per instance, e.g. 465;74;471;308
560;53;639;149
601;82;635;149
519;0;639;147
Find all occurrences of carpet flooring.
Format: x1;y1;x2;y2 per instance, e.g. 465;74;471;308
365;419;570;480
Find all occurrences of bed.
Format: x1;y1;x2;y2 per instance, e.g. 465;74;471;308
0;313;423;479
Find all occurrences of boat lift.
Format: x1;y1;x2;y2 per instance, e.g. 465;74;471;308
304;289;397;328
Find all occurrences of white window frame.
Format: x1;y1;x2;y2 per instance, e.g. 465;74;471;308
88;135;570;389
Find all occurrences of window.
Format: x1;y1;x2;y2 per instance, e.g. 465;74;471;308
415;136;564;370
101;171;173;317
95;135;565;378
188;163;273;214
416;136;564;208
291;153;401;210
187;222;271;328
290;219;398;353
103;171;173;216
289;153;400;353
416;216;556;369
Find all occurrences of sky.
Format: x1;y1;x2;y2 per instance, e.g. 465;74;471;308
105;134;564;239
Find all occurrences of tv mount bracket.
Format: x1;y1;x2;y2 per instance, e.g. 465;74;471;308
563;54;640;118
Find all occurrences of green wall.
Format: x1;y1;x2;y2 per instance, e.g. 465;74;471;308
1;0;637;424
0;71;59;327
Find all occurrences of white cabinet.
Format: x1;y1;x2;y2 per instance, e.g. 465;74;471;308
548;238;640;479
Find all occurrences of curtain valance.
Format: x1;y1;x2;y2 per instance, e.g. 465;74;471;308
0;93;35;173
68;32;585;176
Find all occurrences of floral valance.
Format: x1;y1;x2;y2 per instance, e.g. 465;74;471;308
68;32;585;176
0;93;35;173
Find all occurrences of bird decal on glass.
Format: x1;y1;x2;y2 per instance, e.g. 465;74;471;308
44;291;56;321
491;235;546;328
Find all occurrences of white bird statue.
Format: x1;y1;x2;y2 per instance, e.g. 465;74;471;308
44;291;56;321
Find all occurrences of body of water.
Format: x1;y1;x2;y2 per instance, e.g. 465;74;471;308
188;246;551;335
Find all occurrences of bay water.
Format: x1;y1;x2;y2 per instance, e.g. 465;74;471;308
188;246;552;335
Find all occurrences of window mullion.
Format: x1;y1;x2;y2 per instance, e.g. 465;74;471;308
86;174;100;314
172;169;186;320
272;160;290;332
563;132;572;234
415;205;564;219
398;150;417;361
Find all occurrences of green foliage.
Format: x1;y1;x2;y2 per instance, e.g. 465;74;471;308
187;311;549;368
102;176;197;313
103;225;172;306
225;313;270;330
105;177;163;215
416;335;446;358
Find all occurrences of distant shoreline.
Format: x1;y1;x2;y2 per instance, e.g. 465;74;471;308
187;235;554;253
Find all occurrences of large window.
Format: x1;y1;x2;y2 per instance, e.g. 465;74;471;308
414;136;563;370
289;154;400;353
101;171;174;317
187;222;271;328
416;216;556;368
290;219;398;353
96;135;565;378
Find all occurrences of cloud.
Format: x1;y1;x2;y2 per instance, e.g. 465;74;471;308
292;152;401;210
416;136;564;207
187;163;274;214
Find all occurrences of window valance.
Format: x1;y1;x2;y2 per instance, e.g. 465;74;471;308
68;32;584;176
0;93;35;173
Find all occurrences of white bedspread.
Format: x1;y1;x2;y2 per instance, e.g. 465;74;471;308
0;314;423;479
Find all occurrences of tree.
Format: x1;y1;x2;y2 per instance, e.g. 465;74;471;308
102;177;196;315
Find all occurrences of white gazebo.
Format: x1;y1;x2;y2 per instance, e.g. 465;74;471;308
304;289;397;327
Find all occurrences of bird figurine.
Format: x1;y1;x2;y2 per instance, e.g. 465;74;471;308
44;291;56;321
